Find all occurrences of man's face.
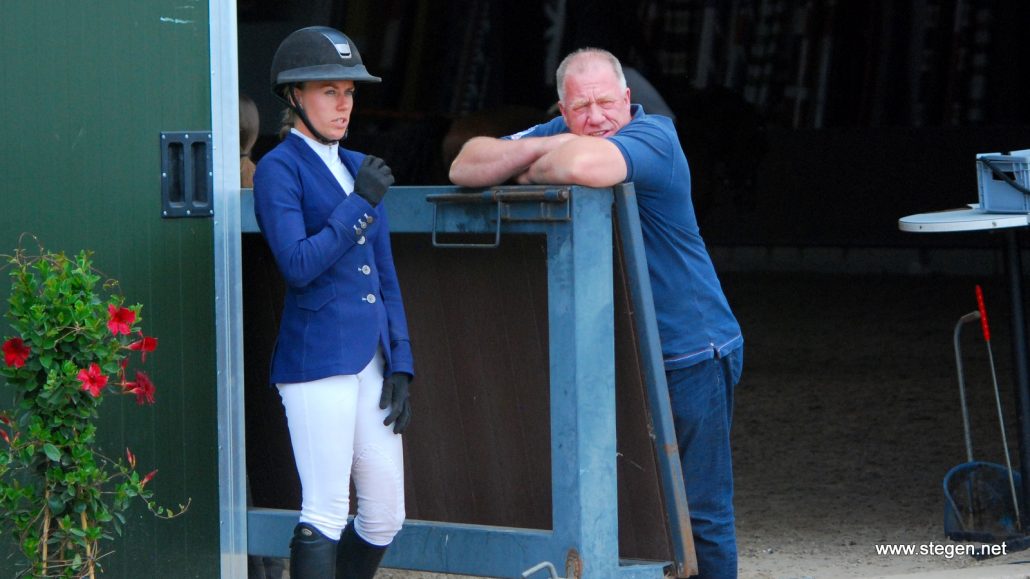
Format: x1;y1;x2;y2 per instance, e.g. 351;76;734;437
292;80;356;142
559;57;632;138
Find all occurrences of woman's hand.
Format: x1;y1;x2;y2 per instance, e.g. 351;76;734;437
354;155;394;206
379;373;412;434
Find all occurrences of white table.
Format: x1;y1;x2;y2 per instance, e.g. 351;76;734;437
899;207;1029;233
900;206;1030;526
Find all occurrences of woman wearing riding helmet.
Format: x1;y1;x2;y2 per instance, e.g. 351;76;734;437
253;26;413;579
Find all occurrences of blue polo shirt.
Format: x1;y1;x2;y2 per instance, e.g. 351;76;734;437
507;105;742;369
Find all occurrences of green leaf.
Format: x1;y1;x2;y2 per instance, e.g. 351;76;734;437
47;495;65;513
42;443;61;462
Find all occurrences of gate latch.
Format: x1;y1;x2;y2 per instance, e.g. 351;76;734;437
426;187;571;248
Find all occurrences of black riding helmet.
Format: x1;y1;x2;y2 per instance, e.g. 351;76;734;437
270;26;381;143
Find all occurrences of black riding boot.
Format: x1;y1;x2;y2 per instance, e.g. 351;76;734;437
290;523;338;578
336;523;387;579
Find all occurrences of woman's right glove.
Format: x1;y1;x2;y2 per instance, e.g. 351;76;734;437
353;155;394;207
379;373;412;434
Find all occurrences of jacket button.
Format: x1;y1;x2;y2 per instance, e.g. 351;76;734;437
364;294;377;304
364;213;375;224
358;236;366;245
360;265;371;275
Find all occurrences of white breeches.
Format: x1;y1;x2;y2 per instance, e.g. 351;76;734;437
277;350;405;546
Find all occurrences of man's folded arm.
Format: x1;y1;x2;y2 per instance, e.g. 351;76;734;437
518;136;627;188
449;134;578;188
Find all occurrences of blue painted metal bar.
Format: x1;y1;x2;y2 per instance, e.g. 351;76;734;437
247;508;296;558
613;185;696;577
424;186;570;203
240;187;258;233
430;199;502;248
248;508;556;577
545;188;620;575
241;186;677;578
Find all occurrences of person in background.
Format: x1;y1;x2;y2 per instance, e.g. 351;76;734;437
240;93;260;189
253;26;414;579
449;48;743;579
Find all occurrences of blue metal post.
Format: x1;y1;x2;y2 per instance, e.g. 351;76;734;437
546;188;619;576
613;185;696;577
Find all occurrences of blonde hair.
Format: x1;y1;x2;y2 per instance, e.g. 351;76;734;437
239;94;260;155
277;84;301;140
278;107;298;140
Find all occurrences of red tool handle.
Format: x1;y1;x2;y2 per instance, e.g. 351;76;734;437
976;284;991;342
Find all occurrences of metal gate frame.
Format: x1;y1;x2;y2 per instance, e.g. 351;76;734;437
238;185;694;578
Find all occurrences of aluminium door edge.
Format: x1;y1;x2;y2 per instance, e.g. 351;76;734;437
209;1;248;578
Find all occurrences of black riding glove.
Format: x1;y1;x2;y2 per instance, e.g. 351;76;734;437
353;155;394;207
380;373;412;434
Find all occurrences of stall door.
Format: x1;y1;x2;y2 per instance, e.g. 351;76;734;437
0;2;220;577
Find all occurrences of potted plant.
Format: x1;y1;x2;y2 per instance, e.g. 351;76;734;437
0;242;188;578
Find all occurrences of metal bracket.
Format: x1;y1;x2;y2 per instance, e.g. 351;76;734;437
522;561;565;579
427;187;571;248
520;551;580;579
431;199;502;248
160;131;213;218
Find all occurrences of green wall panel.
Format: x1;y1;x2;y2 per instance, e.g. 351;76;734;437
0;1;219;577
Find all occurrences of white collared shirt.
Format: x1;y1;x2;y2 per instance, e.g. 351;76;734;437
291;128;355;195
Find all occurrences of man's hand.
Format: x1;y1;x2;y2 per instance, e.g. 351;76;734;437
379;373;412;434
354;155;394;207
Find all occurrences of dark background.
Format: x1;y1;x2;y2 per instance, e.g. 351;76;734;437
238;0;1030;250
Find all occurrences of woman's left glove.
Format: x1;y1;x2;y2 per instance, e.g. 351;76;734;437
380;373;412;434
354;155;394;207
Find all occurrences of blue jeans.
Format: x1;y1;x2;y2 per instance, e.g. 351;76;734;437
666;347;743;579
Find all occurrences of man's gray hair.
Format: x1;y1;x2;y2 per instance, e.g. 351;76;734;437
555;48;627;103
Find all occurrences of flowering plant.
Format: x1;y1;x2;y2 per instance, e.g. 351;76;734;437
0;244;188;578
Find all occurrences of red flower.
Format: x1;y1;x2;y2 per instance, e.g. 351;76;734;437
128;333;158;362
124;371;156;405
107;304;136;335
0;430;9;445
2;338;30;368
77;363;109;397
126;448;136;469
141;469;158;487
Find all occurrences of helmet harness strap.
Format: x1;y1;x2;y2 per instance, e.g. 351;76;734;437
286;85;343;145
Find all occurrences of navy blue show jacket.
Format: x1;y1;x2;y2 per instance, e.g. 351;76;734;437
253;133;414;384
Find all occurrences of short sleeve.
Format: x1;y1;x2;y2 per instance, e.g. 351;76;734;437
607;118;676;192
